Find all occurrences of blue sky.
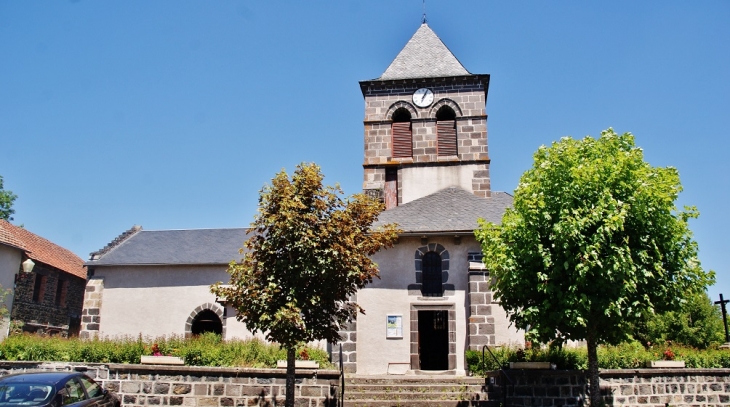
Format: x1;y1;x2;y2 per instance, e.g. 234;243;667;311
1;1;728;301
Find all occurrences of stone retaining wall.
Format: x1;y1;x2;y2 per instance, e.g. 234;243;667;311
486;368;730;406
0;361;340;407
601;368;730;406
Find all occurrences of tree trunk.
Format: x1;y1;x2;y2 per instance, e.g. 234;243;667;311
286;347;296;407
586;330;601;406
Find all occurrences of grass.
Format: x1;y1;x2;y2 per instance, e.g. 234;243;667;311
0;332;333;368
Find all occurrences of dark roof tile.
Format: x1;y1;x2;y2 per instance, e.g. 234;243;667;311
379;23;470;80
87;228;250;266
373;187;512;233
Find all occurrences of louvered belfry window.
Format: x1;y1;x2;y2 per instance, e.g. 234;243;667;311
436;105;458;156
437;120;457;156
392;122;412;157
391;108;412;158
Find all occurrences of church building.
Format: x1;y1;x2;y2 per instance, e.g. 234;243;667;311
81;22;522;375
336;22;522;375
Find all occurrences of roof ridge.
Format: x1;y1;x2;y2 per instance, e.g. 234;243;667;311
140;227;248;232
89;225;142;260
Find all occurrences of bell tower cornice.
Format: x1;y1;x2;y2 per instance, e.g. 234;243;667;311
359;74;490;98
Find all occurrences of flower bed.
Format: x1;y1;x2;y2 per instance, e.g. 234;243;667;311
467;341;730;375
0;332;332;368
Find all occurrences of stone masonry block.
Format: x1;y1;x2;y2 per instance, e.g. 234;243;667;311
241;386;270;397
122;381;141;393
300;386;322;397
193;384;208;396
103;381;119;393
147;396;161;405
470;294;486;305
476;305;492;315
173;384;192;395
197;397;219;407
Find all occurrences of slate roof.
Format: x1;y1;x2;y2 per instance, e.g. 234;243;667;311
373;187;512;234
0;219;86;279
379;23;470;80
89;225;142;261
86;228;251;266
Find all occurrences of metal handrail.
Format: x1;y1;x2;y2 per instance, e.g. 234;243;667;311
339;343;344;407
483;344;514;407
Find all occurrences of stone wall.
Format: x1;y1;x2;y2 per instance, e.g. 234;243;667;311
79;276;103;338
601;368;730;406
0;361;340;407
330;322;356;374
360;76;491;202
467;270;494;351
10;262;85;336
485;368;730;407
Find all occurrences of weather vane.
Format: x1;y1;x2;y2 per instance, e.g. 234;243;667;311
422;0;427;24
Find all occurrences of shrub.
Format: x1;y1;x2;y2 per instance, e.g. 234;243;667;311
466;342;730;375
0;334;333;368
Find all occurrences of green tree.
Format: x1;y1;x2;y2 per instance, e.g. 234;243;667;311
0;175;17;221
211;163;399;407
475;129;714;406
633;291;724;349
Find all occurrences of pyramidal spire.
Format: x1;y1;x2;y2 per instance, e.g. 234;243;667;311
379;23;469;80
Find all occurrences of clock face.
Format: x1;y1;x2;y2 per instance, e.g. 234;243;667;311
413;88;434;108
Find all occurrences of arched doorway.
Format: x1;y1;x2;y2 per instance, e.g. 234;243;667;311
190;309;223;336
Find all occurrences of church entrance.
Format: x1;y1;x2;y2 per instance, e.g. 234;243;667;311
191;309;223;336
418;310;449;370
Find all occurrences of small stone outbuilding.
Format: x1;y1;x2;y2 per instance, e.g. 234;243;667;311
0;219;86;337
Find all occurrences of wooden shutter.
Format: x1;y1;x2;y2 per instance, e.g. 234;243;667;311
437;120;457;156
391;122;412;158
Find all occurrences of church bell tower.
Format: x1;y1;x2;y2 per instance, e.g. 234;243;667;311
360;23;491;209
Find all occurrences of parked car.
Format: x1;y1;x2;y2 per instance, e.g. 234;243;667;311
0;372;119;407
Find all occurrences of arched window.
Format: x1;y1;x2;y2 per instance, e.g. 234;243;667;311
422;251;443;296
436;106;457;156
391;108;412;158
191;309;223;336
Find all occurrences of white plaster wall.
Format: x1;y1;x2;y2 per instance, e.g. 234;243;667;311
401;164;481;204
95;265;257;340
357;237;477;375
492;302;524;346
356;287;413;374
0;245;21;339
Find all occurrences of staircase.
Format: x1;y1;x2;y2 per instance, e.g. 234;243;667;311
342;376;502;407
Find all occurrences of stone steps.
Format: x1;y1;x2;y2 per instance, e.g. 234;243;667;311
341;376;501;407
343;401;500;407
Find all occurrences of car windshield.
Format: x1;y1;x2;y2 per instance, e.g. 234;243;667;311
0;383;54;406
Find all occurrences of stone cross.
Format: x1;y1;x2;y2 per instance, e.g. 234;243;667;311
715;293;730;343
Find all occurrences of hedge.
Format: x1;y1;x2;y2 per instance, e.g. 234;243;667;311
0;333;332;368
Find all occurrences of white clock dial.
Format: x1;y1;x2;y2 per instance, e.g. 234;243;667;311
413;88;434;108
